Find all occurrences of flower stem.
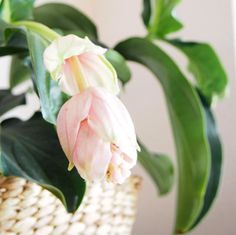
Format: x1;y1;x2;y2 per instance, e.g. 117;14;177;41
12;21;60;42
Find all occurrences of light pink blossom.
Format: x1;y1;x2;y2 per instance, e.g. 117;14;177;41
56;87;139;184
44;35;119;96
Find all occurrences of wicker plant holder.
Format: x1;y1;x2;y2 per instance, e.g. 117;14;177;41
0;176;141;235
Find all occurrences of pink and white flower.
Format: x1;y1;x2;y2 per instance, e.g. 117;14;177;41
44;35;119;96
56;87;139;184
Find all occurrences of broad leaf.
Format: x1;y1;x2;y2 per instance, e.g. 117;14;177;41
115;38;210;233
33;3;98;40
0;89;25;116
168;39;228;104
26;30;65;124
0;0;35;22
138;142;174;195
105;49;131;85
10;55;31;88
0;112;86;212
142;0;183;38
191;91;223;228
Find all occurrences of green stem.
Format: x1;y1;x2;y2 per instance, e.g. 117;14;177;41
12;21;60;41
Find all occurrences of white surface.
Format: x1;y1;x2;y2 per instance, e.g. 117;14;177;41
0;1;236;234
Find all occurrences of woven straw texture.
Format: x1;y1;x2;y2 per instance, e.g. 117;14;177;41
0;176;140;235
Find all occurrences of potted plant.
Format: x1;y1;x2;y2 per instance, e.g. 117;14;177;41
0;0;228;234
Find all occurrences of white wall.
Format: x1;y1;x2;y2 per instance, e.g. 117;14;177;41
1;0;236;234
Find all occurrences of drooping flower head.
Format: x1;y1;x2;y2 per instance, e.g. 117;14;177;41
44;35;119;96
57;87;139;184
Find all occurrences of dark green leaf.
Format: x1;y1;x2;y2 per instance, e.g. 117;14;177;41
10;55;31;88
26;30;65;124
168;39;228;103
0;19;28;55
0;89;25;116
33;3;98;40
191;91;222;228
138;142;174;195
105;49;131;85
142;0;183;38
0;112;86;212
0;46;27;56
115;38;210;233
5;28;28;48
0;0;35;22
0;18;7;44
142;0;152;27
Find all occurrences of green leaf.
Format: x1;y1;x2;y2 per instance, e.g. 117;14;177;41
142;0;183;38
105;49;131;85
0;89;25;116
10;55;31;88
115;38;210;233
168;40;228;103
0;0;35;22
191;91;223;228
142;0;152;27
26;30;65;124
0;112;86;212
0;18;8;44
33;3;98;40
0;46;27;56
0;19;28;55
138;142;174;195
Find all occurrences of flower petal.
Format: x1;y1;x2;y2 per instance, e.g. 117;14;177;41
88;88;139;152
44;35;106;81
79;53;119;95
73;120;112;181
56;91;92;162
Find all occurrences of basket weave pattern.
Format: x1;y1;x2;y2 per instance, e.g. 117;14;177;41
0;176;140;235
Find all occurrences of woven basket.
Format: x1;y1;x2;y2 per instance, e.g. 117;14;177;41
0;176;141;235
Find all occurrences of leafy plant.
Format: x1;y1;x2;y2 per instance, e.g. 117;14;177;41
0;0;228;234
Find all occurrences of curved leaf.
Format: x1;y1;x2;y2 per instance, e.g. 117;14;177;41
0;89;25;116
142;0;183;38
26;30;65;124
0;0;35;22
105;49;131;85
191;91;223;228
115;38;210;233
33;3;98;40
138;142;174;195
0;112;86;212
168;39;228;104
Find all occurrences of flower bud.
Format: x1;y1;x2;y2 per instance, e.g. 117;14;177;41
44;35;119;95
56;87;139;184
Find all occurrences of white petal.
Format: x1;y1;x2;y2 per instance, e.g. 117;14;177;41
58;62;81;95
79;52;119;95
43;35;106;80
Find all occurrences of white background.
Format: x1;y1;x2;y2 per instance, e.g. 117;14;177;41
1;0;236;234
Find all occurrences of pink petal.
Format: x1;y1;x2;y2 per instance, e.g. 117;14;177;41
88;87;139;153
73;120;112;181
56;92;92;163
